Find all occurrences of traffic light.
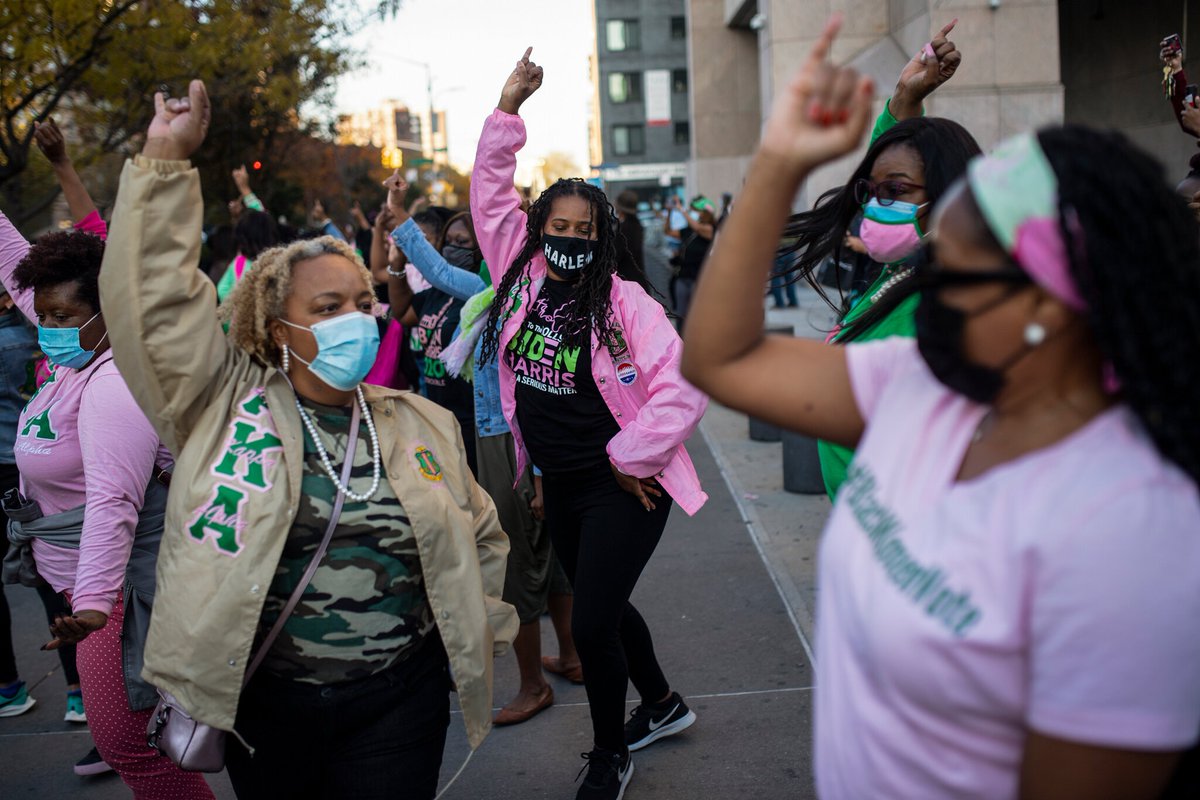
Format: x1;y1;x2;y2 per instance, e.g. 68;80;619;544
252;160;262;171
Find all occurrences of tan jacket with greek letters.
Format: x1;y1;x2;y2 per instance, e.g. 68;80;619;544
98;155;518;749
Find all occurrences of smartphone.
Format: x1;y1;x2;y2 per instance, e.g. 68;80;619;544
1163;33;1183;57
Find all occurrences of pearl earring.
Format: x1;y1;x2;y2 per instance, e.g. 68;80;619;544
281;344;290;372
1024;322;1047;347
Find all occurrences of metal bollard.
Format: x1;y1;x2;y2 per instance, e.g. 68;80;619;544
782;430;825;494
748;324;796;442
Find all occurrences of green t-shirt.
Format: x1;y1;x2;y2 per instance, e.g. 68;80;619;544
816;98;923;499
816;266;918;498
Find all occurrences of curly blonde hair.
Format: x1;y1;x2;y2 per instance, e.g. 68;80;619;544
220;235;375;366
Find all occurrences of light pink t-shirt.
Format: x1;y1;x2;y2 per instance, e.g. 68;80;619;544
815;337;1200;800
16;355;171;617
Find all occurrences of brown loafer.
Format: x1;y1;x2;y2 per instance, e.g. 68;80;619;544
493;687;554;726
542;656;584;684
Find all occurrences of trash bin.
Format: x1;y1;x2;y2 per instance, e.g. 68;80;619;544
748;324;796;442
782;430;825;494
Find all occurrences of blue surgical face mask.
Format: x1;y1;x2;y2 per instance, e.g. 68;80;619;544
38;312;105;369
281;312;380;391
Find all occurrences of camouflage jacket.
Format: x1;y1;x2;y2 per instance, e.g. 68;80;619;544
99;155;517;749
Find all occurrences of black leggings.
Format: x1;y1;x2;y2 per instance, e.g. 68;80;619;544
0;463;79;687
544;461;673;753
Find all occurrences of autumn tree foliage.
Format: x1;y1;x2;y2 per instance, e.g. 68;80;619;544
0;0;401;227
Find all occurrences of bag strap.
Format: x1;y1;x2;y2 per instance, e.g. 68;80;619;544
241;401;361;687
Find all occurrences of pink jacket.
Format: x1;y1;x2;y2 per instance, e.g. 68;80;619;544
471;109;708;516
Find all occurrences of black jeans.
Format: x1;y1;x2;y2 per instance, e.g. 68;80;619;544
226;635;451;800
0;463;79;687
544;461;673;753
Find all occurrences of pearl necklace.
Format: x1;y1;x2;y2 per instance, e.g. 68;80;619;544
294;386;382;502
870;267;915;304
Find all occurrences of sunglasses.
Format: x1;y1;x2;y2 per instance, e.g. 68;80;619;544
853;178;926;206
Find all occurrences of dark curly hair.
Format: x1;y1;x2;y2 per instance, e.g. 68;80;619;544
1025;125;1200;485
12;230;104;311
235;210;278;259
479;178;653;365
777;117;981;337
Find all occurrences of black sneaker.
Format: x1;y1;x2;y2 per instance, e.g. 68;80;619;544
74;746;113;777
575;748;633;800
624;691;696;752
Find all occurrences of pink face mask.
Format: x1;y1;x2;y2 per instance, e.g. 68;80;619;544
858;198;929;264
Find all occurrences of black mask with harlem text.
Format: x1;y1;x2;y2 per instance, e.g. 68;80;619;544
542;234;594;281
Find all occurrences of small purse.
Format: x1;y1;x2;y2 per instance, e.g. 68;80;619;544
147;403;362;772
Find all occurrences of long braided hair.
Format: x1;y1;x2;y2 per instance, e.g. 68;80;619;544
1035;125;1200;484
479;178;652;365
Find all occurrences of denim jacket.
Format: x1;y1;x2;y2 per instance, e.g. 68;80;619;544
0;310;39;465
391;219;509;438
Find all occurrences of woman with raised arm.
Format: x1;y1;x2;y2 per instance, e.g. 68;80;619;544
98;80;517;800
382;171;579;727
471;48;708;800
775;19;975;500
683;17;1200;800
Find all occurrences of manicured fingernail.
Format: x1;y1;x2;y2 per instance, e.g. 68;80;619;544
809;103;824;122
837;109;850;123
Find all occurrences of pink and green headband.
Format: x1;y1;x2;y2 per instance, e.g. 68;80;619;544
967;132;1087;311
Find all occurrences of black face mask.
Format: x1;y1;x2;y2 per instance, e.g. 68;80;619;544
542;234;594;281
442;244;478;271
913;273;1033;404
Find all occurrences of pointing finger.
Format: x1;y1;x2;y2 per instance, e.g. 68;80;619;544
938;18;958;37
154;91;166;117
803;14;843;73
522;46;532;62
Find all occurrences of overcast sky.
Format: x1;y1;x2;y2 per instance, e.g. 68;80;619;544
334;0;595;179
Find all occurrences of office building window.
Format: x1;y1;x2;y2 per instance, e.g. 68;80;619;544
606;19;640;51
671;16;686;40
612;125;645;156
607;72;643;104
672;69;688;93
674;122;690;146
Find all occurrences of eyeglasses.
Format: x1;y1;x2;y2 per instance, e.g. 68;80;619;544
853;178;926;206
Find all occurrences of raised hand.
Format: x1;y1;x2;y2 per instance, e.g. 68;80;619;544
893;19;960;118
407;194;429;216
382;169;412;225
758;16;874;175
143;79;211;161
499;47;544;115
232;164;251;194
374;203;397;233
1163;45;1184;74
33;118;69;165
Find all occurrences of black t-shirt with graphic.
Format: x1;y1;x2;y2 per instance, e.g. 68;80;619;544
510;279;619;472
412;287;473;434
